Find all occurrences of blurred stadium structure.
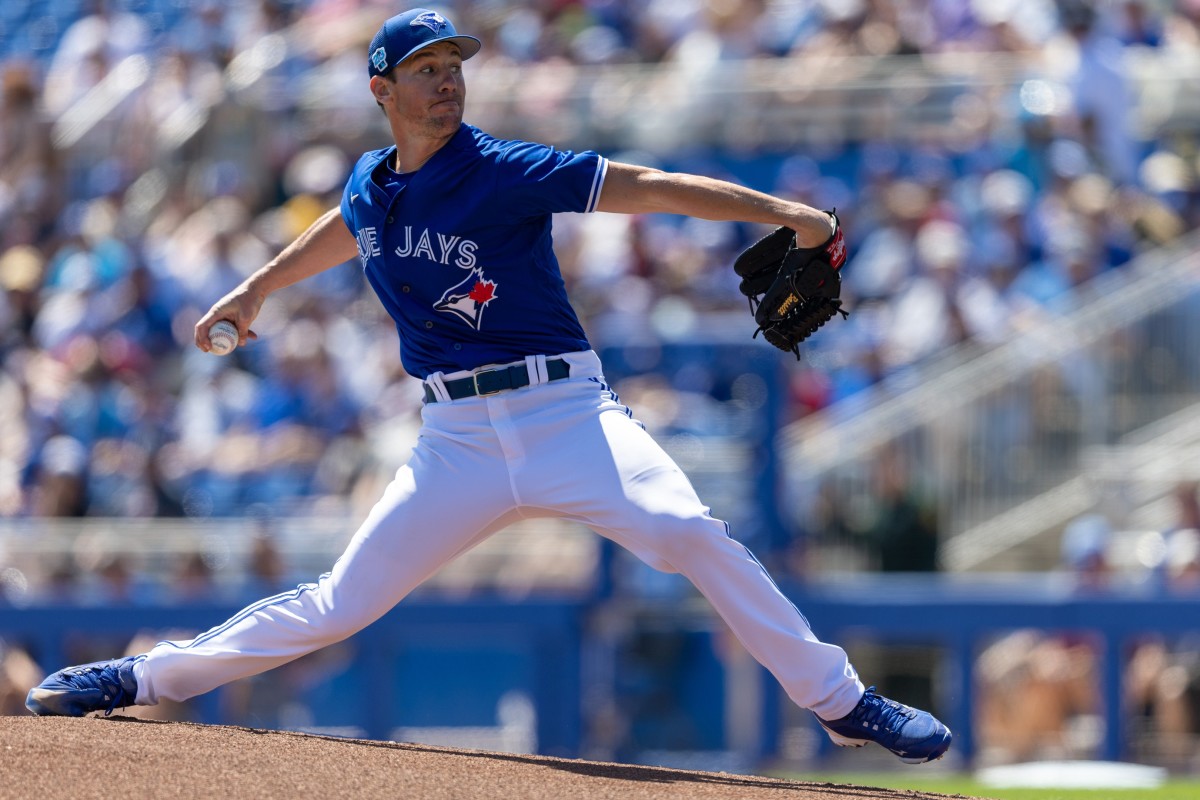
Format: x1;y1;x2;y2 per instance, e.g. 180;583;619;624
3;0;1200;776
791;232;1200;572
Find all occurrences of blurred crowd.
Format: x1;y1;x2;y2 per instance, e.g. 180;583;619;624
975;485;1200;768
0;0;1198;571
1;0;1196;525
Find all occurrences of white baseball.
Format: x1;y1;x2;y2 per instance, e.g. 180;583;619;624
208;320;239;356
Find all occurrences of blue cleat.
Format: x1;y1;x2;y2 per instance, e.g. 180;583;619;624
26;656;143;717
816;686;952;764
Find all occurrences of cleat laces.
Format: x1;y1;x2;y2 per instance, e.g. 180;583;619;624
68;664;133;716
848;687;916;736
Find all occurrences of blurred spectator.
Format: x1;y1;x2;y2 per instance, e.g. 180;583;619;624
1116;1;1165;48
171;550;217;605
38;554;83;605
1172;480;1200;533
0;64;54;246
1060;512;1115;593
858;446;941;572
28;435;88;517
883;218;974;365
1126;630;1200;768
1056;0;1139;185
800;445;941;574
246;530;288;596
1165;527;1200;594
86;438;157;517
99;551;136;598
1126;493;1200;768
976;627;1100;763
0;640;42;716
44;0;150;104
974;512;1113;762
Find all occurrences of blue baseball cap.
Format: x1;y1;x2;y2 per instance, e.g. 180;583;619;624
367;9;482;78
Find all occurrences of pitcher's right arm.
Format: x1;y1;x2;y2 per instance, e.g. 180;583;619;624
194;207;359;352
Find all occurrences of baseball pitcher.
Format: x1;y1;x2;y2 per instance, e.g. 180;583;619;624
28;8;950;764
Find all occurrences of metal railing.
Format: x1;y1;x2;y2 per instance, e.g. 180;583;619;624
946;402;1200;570
0;516;599;602
781;233;1200;572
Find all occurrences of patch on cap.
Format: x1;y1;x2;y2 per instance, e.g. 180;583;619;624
371;46;388;73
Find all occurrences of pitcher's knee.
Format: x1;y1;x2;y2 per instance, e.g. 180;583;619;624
305;581;383;643
643;514;732;568
316;605;361;641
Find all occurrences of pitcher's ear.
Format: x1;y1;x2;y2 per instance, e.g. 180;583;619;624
370;75;390;105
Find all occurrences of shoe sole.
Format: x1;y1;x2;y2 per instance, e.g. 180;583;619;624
25;687;111;717
25;687;71;716
821;723;953;764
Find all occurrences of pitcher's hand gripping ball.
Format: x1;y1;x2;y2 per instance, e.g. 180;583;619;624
735;211;849;358
208;320;239;356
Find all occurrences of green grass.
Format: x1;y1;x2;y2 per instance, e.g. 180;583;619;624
784;773;1200;800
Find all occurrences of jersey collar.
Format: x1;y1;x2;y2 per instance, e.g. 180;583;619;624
363;124;476;206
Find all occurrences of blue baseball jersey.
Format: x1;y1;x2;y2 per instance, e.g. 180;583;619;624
340;123;608;379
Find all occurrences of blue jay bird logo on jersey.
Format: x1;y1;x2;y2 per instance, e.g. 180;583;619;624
434;268;498;329
411;11;447;33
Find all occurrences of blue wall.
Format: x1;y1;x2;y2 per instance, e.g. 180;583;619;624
7;579;1200;765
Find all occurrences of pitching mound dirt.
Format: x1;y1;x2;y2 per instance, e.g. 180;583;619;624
0;716;980;800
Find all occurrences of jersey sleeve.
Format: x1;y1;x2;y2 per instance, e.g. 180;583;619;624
495;141;608;217
339;148;391;234
339;173;358;234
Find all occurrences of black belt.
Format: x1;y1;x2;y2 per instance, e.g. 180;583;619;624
424;358;571;403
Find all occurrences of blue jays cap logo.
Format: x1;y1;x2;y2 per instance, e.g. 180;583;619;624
411;11;446;34
369;9;481;77
371;46;388;73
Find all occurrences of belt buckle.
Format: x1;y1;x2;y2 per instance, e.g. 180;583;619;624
472;367;503;397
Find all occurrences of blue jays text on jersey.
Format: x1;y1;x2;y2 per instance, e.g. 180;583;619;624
354;224;478;269
340;123;608;379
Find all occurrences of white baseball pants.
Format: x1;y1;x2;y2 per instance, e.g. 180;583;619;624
135;350;864;720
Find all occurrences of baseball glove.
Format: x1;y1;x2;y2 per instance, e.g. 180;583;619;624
734;211;848;358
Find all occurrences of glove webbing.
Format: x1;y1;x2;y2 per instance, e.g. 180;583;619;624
755;298;848;359
750;249;848;359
